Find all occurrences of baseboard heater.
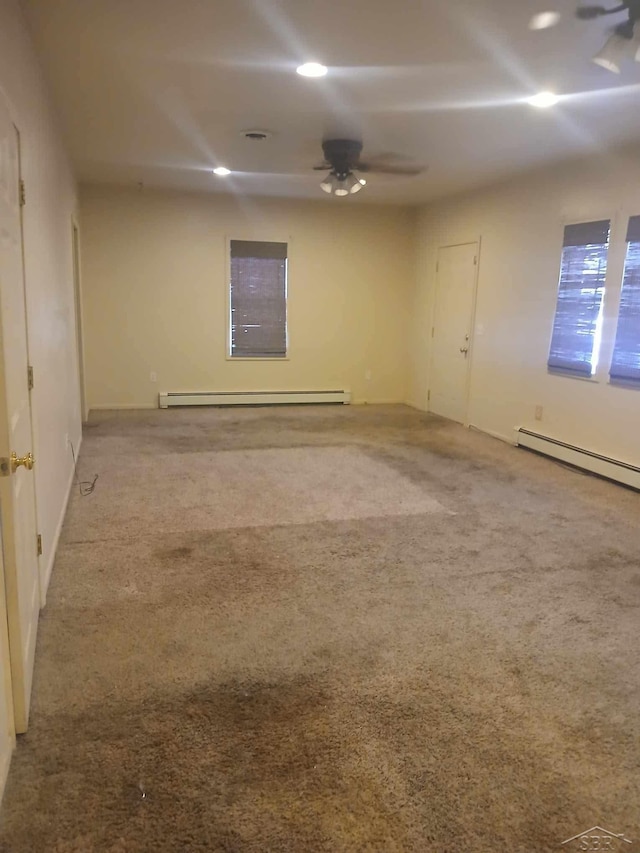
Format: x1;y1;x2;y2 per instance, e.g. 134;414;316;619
515;428;640;491
158;390;351;408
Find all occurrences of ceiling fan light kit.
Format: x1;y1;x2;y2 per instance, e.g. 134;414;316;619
592;31;634;70
320;171;364;196
315;138;424;198
577;1;640;71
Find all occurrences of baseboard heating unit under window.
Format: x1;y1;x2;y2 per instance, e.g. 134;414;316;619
514;428;640;491
158;390;351;408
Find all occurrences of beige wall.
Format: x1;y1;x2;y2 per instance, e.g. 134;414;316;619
0;0;80;593
410;147;640;466
80;185;415;408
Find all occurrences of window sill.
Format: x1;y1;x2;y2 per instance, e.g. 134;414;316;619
226;356;290;362
609;378;640;391
547;369;599;383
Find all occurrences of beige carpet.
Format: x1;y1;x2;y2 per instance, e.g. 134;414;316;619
0;405;638;852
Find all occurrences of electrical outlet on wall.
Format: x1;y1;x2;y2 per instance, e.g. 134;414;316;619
535;405;543;421
365;370;372;382
150;371;157;383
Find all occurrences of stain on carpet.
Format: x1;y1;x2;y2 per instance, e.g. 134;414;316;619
1;406;639;852
2;665;635;853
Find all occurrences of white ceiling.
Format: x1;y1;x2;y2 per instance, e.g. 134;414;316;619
21;0;640;204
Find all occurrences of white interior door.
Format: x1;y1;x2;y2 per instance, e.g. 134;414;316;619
429;242;478;425
0;92;40;733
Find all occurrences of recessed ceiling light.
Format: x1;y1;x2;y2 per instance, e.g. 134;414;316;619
528;91;559;108
296;62;328;78
212;166;231;176
528;11;561;30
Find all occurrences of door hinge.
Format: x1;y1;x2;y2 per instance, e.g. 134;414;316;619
431;327;435;338
27;365;34;391
36;534;43;556
19;179;26;207
427;390;431;402
474;255;477;265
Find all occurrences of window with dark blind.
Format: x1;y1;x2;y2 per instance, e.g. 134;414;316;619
547;219;610;377
229;240;287;358
610;216;640;385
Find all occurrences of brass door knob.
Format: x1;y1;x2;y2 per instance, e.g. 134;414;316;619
10;452;34;472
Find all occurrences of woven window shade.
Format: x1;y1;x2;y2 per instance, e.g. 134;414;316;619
230;241;287;358
562;220;610;247
547;221;610;376
610;216;640;384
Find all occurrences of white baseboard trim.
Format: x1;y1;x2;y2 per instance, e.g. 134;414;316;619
159;390;351;408
40;434;82;607
514;428;640;490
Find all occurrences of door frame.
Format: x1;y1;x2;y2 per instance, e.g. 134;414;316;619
16;123;45;612
71;217;88;422
0;525;16;787
428;238;481;426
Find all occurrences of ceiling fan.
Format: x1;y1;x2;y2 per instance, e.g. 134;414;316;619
530;2;640;72
577;0;640;70
313;139;425;197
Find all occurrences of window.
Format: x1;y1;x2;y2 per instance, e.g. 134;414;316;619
610;216;640;385
229;240;287;358
548;219;610;377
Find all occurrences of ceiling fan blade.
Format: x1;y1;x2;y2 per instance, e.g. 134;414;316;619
363;151;414;164
358;162;426;176
310;138;424;178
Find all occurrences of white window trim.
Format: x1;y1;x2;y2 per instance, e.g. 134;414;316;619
225;234;292;361
546;213;618;383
